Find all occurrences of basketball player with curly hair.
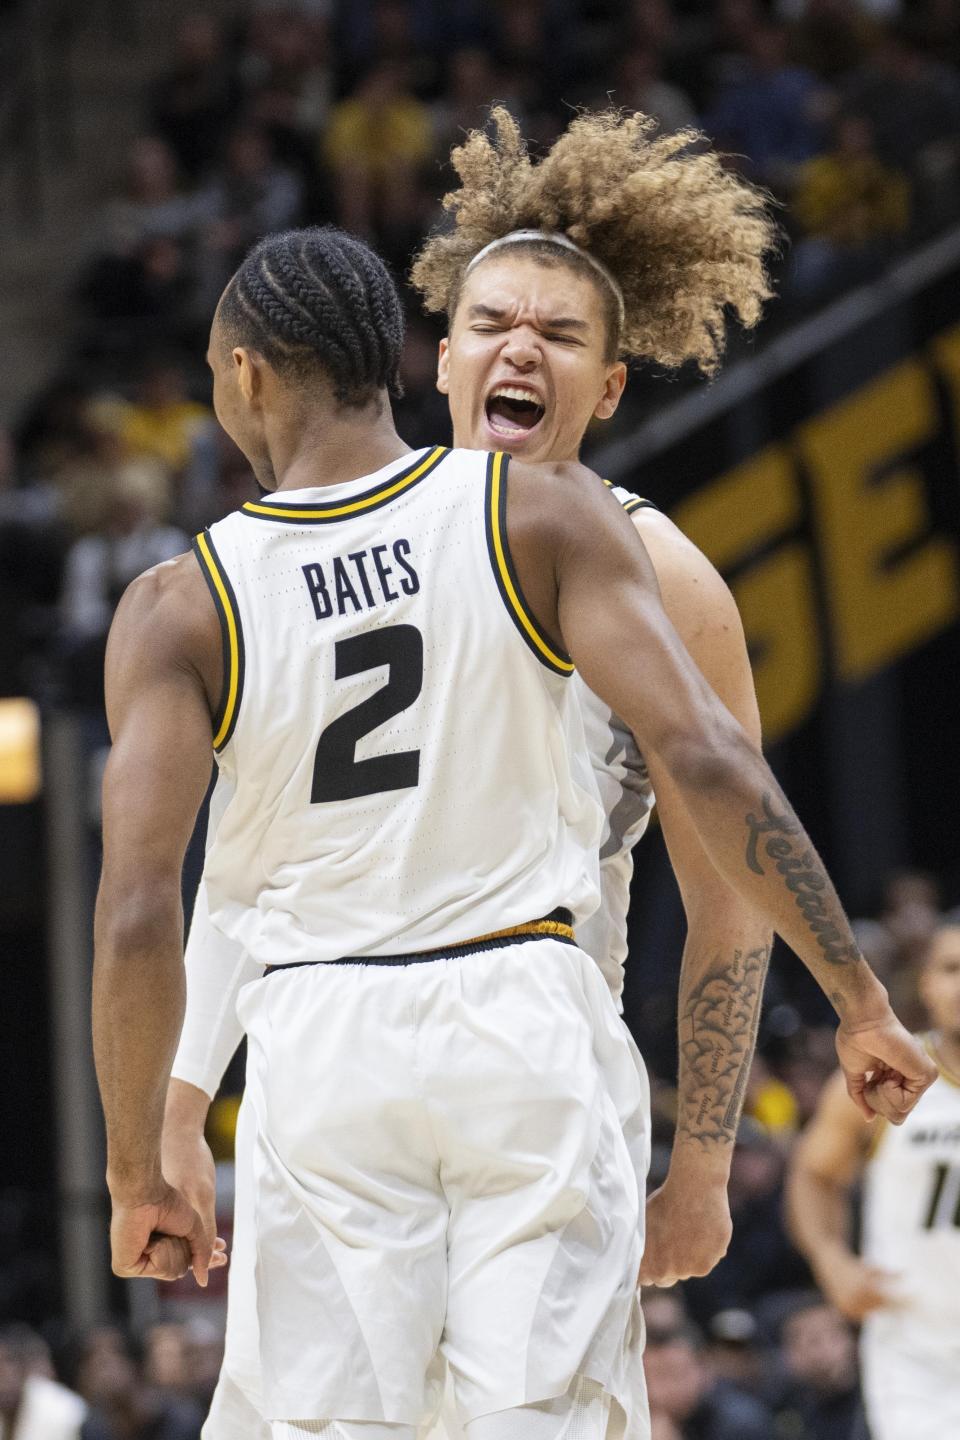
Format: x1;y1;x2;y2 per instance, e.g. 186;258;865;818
128;117;930;1440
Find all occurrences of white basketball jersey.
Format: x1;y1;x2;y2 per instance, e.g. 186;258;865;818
194;446;602;966
862;1038;960;1332
574;484;657;1007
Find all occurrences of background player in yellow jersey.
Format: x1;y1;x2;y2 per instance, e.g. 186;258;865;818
787;921;960;1440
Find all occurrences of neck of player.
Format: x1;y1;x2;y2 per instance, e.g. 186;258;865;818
262;392;412;494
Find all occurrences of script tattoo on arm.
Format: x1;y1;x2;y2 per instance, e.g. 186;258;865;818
745;793;859;966
677;944;771;1146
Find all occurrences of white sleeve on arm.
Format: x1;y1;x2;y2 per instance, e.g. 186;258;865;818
170;879;264;1100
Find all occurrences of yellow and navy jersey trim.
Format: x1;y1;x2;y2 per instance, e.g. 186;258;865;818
602;477;657;516
484;450;574;677
192;529;245;752
239;445;449;524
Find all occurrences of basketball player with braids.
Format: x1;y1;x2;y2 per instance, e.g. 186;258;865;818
147;116;932;1439
787;921;960;1440
92;215;936;1440
169;107;777;1306
97;129;921;1434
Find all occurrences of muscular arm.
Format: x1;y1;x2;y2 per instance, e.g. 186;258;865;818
637;512;772;1164
93;552;223;1280
507;461;935;1121
631;513;772;1283
786;1070;899;1319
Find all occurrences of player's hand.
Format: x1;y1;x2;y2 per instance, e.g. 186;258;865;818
816;1251;903;1323
161;1117;223;1270
639;1176;732;1287
834;1010;937;1124
109;1180;223;1286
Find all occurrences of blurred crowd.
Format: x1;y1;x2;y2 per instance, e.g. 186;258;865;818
0;1316;222;1440
4;0;960;706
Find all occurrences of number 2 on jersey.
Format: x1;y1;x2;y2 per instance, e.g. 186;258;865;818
312;624;423;803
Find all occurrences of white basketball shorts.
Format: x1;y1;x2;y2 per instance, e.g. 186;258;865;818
861;1311;960;1440
202;934;650;1440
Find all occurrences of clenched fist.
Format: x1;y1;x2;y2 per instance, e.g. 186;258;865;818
639;1177;732;1288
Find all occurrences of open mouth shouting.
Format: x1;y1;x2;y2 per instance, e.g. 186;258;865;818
484;384;547;444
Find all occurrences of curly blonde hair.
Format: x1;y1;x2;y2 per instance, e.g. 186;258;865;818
410;108;777;374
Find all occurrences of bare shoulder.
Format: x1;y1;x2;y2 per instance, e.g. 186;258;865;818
106;549;221;713
506;458;640;544
633;507;739;622
111;550;214;653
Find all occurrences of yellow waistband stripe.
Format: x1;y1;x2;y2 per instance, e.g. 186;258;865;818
469;916;576;945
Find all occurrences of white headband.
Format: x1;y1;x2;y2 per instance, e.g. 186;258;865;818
464;229;625;332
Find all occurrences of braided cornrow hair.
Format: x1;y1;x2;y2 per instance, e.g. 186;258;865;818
219;227;405;405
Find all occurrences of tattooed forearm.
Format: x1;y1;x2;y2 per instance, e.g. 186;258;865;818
744;793;859;966
676;944;770;1147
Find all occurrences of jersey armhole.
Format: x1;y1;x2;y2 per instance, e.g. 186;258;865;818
483;451;574;677
192;529;245;752
602;478;658;516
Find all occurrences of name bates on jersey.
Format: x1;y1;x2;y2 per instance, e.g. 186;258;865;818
302;539;420;620
192;447;604;966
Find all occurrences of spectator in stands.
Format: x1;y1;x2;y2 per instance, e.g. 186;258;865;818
779;1026;840;1126
789;111;909;301
490;0;559;113
324;58;433;238
704;20;825;189
198;124;303;311
684;1121;809;1325
59;460;187;646
100;137;209;261
392;314;454;450
642;1288;689;1340
614;42;697;136
242;7;335;168
178;421;256;532
788;0;875;84
142;1325;190;1404
180;1320;223;1418
14;377;101;488
0;1324;85;1439
644;1324;772;1440
149;14;237;181
742;1053;799;1140
843;18;960;228
702;1310;766;1403
431;47;509;159
72;1326;201;1440
117;354;211;478
770;1295;869;1440
78;236;203;366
